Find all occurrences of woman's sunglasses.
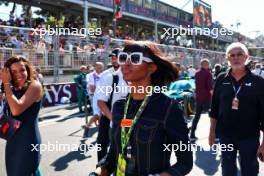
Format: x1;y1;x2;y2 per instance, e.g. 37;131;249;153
117;52;153;65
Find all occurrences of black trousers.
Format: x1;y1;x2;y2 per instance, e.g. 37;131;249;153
220;136;259;176
97;115;110;162
190;101;210;136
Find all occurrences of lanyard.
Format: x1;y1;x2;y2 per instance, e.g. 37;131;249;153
229;77;243;98
232;84;241;98
121;87;153;156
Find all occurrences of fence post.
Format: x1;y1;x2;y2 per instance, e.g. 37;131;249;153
53;29;60;83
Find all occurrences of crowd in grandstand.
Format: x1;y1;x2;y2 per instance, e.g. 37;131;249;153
0;12;222;57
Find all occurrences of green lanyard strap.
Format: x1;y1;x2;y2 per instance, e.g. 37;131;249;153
121;87;153;156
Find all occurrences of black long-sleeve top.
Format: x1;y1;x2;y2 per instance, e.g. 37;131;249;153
210;68;264;139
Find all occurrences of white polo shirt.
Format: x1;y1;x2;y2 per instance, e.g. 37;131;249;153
252;68;264;79
86;71;102;116
86;71;100;95
188;68;196;78
96;67;128;110
88;71;101;87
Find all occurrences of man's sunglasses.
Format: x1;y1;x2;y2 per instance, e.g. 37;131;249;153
229;52;244;58
117;52;153;65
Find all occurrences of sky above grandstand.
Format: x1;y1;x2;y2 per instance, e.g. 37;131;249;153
0;0;263;38
161;0;264;38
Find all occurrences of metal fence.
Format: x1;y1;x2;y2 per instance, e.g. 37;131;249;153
0;48;111;70
0;40;263;71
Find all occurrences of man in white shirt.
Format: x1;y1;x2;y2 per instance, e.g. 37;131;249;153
94;48;128;161
187;65;196;78
252;63;264;78
96;66;128;116
86;62;104;102
83;62;104;137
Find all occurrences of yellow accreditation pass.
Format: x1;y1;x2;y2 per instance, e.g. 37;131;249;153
116;154;126;176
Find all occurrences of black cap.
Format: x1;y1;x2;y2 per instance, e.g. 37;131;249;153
109;48;120;57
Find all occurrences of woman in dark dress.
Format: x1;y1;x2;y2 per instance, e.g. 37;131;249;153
1;56;42;176
91;41;193;176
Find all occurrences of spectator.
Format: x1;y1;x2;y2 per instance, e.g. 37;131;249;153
26;40;35;50
1;56;42;175
252;63;264;78
179;66;189;79
74;65;87;113
86;62;104;101
187;65;196;78
95;48;128;162
213;64;223;80
83;62;104;138
190;59;213;140
10;34;24;50
36;39;46;61
35;67;44;86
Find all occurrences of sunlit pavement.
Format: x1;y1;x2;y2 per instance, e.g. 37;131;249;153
0;106;263;176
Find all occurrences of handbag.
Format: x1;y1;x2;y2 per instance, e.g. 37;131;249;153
0;101;21;140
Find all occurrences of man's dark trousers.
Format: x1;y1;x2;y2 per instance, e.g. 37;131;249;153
97;115;110;162
220;136;259;176
190;101;210;137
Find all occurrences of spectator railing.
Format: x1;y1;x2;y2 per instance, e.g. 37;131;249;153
0;47;111;70
0;42;262;72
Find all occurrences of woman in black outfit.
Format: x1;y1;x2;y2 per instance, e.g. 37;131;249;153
91;41;193;176
1;56;42;176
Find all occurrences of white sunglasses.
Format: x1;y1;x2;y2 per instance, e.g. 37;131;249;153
117;52;153;65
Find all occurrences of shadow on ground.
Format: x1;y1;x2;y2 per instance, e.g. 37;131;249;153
65;104;78;110
67;126;98;138
56;112;93;123
39;115;61;121
50;140;92;171
194;144;221;175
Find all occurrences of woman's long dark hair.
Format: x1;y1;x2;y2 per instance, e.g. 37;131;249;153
4;56;34;92
123;41;179;86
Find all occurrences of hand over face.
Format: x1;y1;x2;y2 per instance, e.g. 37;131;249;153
1;68;11;84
